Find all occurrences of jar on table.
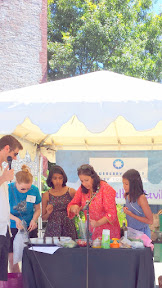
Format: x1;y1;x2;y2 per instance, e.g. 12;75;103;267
92;237;101;248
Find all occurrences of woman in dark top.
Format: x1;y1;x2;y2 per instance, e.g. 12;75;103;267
42;165;77;240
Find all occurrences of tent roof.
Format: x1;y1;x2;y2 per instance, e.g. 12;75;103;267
42;115;162;150
2;115;162;162
0;70;162;161
0;70;161;103
0;70;162;135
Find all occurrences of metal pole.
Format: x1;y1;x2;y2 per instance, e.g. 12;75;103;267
84;188;100;288
86;204;90;288
37;147;42;237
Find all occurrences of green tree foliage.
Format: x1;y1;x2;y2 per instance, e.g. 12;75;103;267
47;0;162;82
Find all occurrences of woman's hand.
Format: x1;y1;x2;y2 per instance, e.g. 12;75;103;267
90;219;99;228
15;218;24;230
68;205;80;216
28;219;37;232
46;204;53;215
123;206;133;216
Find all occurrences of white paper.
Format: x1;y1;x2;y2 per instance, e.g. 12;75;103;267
29;246;61;254
26;195;36;203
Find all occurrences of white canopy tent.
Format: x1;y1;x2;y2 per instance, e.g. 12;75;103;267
0;70;162;206
0;70;162;159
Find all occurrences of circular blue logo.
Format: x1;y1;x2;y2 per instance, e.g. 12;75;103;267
113;159;124;169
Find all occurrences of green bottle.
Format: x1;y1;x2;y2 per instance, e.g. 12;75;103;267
101;229;110;249
121;221;128;239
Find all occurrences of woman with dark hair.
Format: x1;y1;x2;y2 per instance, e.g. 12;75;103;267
42;165;77;239
122;169;153;237
67;164;120;240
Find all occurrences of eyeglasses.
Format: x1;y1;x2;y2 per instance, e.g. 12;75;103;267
9;147;19;157
77;164;93;171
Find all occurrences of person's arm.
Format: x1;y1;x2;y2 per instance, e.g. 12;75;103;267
32;203;41;222
0;166;14;186
28;203;41;232
123;195;153;224
10;213;24;230
67;187;82;218
90;183;118;228
69;187;76;198
90;217;109;228
42;191;53;220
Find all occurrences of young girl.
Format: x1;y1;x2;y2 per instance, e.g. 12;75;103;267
42;165;77;240
122;169;153;238
9;165;41;272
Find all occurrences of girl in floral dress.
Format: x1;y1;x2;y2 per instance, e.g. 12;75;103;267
42;165;77;240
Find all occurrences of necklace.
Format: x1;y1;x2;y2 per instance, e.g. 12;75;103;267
90;185;100;200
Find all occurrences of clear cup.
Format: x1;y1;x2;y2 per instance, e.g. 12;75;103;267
53;237;59;245
92;238;101;248
45;237;53;244
30;238;38;244
37;238;44;244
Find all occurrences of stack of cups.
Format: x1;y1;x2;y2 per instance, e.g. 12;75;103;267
101;229;110;249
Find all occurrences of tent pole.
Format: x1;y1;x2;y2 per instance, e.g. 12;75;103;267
37;146;42;237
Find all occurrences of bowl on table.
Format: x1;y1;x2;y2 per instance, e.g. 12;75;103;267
60;237;72;242
75;239;87;247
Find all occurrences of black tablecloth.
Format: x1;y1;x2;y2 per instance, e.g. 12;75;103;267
22;247;155;288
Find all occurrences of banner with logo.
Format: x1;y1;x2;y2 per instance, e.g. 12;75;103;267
89;157;161;204
89;157;148;182
56;150;162;205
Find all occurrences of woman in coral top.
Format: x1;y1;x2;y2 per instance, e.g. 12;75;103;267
67;164;120;240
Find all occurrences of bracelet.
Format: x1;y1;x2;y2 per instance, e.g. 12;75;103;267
32;219;37;224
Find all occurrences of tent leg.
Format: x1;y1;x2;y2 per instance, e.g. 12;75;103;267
37;148;42;237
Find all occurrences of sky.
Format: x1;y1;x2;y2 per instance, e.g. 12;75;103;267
152;0;162;14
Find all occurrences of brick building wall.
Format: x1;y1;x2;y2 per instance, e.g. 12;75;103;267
0;0;47;91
